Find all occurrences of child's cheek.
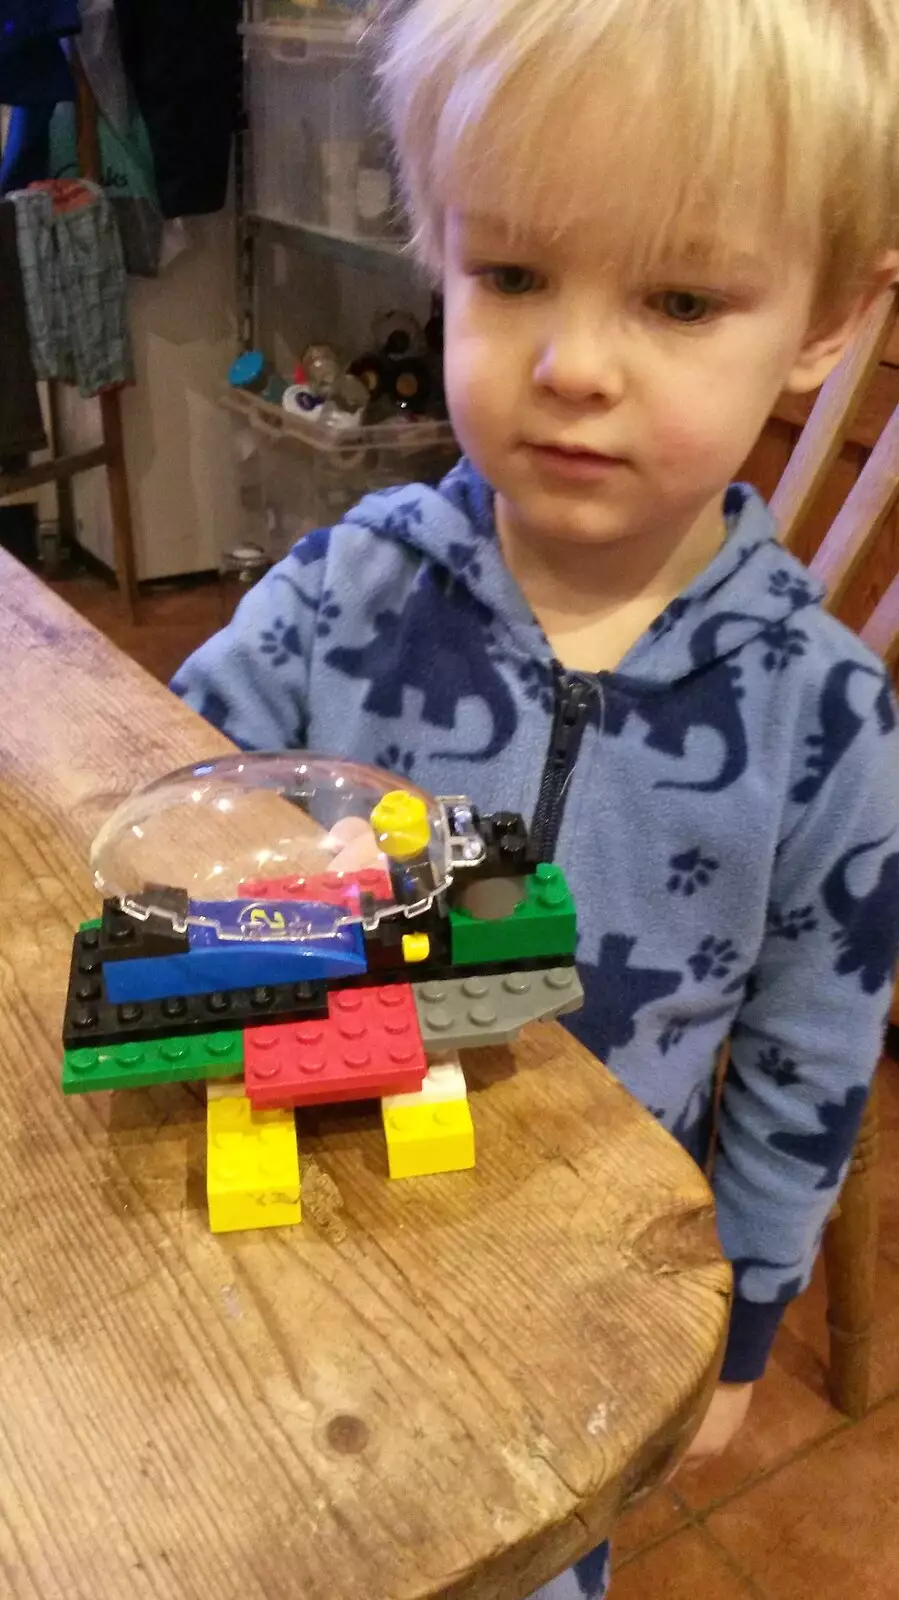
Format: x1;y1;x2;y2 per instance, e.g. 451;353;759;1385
648;411;728;483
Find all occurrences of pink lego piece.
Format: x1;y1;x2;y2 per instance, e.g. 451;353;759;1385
244;983;427;1109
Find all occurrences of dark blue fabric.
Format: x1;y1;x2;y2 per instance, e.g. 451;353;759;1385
0;105;53;193
0;40;74;106
0;0;78;107
0;0;80;55
113;0;239;217
574;1541;612;1596
720;1297;788;1382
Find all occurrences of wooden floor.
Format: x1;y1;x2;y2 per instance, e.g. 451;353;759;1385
47;566;899;1598
49;569;225;686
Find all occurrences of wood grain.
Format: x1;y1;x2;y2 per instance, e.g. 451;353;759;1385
0;555;730;1600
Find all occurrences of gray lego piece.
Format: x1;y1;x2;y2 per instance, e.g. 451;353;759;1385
412;966;584;1051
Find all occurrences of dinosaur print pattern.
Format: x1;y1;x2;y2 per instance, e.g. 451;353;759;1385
325;568;518;762
688;935;740;983
649;1083;715;1162
289;526;330;566
769;1084;868;1190
822;837;899;993
729;1256;805;1302
759;621;808;673
767;903;818;942
603;612;760;792
729;1044;802;1094
792;661;896;804
259;617;303;668
566;935;682;1060
375;744;416;777
768;568;815;608
667;847;720;896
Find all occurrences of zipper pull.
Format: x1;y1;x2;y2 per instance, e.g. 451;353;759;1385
549;673;595;765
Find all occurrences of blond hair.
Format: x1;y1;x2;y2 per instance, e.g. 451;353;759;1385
375;0;899;313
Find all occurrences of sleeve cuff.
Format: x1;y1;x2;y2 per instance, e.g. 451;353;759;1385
720;1297;790;1383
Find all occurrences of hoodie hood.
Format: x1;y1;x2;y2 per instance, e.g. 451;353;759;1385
344;454;826;685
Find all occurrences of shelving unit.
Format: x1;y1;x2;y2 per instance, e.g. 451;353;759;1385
231;1;459;559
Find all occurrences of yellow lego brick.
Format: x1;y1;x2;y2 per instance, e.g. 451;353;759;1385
402;932;430;964
206;1090;301;1234
381;1098;475;1180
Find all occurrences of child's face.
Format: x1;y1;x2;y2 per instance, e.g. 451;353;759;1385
442;205;832;552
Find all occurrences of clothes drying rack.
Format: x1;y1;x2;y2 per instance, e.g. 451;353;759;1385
0;55;139;620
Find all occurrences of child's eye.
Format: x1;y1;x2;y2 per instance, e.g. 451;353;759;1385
475;265;542;296
649;289;723;324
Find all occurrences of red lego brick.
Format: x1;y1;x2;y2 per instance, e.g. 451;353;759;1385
244;982;427;1108
238;869;392;915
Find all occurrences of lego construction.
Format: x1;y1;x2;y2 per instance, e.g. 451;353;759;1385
62;754;582;1232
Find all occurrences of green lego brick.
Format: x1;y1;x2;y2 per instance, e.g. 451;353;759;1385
79;918;102;932
63;1029;244;1094
449;863;577;965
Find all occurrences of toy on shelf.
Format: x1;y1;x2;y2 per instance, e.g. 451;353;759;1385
62;755;582;1234
227;302;449;432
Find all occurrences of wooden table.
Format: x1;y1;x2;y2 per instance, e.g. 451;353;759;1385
0;553;731;1600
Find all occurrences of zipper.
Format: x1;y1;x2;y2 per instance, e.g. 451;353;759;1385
530;667;599;860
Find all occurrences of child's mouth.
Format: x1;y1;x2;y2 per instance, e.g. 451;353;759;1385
524;441;626;482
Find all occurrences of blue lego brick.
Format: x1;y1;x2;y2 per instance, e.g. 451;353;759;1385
102;924;367;1003
187;897;352;943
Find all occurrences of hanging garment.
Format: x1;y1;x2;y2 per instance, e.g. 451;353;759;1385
0;0;79;193
113;0;240;218
0;198;48;461
75;0;130;137
12;180;134;397
48;98;165;276
0;0;79;108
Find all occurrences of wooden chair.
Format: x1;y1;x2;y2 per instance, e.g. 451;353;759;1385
767;285;899;1419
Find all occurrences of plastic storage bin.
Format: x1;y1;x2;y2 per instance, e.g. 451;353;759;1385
223;388;459;560
252;1;374;30
245;22;403;247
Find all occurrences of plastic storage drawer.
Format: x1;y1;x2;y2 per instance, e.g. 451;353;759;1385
245;22;402;247
224;389;459;560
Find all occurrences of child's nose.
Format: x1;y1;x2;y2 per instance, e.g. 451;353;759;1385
533;316;625;404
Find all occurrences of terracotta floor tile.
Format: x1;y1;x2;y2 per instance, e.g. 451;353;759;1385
708;1395;899;1599
612;1527;759;1597
613;1488;688;1562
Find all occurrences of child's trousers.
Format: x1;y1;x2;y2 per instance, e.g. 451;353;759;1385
528;1542;611;1599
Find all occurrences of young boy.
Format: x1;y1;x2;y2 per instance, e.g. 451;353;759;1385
173;1;899;1592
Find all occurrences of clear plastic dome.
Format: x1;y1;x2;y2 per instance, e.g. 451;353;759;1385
90;754;460;942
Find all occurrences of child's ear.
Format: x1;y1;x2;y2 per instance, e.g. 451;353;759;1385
785;251;899;396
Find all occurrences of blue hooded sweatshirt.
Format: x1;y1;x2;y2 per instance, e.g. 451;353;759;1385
172;456;899;1382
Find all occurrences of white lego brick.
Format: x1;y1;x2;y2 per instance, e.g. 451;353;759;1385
206;1076;247;1101
382;1052;468;1111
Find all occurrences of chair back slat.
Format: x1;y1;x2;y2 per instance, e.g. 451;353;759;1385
860;569;899;670
809;401;899;612
771;290;899;550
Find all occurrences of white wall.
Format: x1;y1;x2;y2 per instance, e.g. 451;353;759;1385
65;212;240;580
